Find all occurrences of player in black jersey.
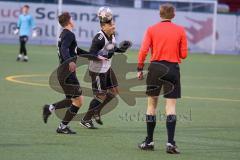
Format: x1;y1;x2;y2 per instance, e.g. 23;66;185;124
80;7;132;129
42;12;100;134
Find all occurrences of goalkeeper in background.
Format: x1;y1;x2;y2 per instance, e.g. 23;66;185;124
14;5;37;62
80;7;132;129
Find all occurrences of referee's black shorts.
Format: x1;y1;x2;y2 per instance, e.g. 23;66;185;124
89;68;118;95
57;64;82;99
146;60;181;98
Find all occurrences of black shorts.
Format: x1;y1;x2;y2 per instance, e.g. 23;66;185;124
19;36;28;43
57;64;82;99
89;68;118;95
146;60;181;98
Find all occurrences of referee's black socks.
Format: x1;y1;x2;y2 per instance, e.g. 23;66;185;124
61;104;79;126
166;115;177;145
146;115;156;143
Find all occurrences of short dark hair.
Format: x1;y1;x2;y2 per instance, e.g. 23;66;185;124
58;12;71;27
100;20;113;27
23;5;30;9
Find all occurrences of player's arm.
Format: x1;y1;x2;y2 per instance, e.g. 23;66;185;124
179;28;188;59
114;47;124;53
89;33;108;60
14;16;21;34
74;33;105;60
137;27;152;79
114;40;132;53
105;40;132;59
61;33;77;72
60;33;74;61
138;28;152;71
75;47;102;61
30;15;36;29
101;41;133;59
89;33;105;55
30;16;38;37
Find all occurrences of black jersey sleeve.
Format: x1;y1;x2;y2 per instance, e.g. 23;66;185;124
75;47;100;60
75;47;89;55
89;33;105;56
114;46;125;53
60;32;74;61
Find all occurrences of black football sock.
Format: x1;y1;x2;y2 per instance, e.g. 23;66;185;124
53;99;72;110
166;115;177;145
146;115;156;143
95;93;115;115
82;98;102;121
23;49;27;56
61;104;79;126
20;41;24;54
23;42;27;56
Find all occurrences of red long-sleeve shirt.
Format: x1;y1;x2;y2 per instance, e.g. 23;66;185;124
138;21;188;69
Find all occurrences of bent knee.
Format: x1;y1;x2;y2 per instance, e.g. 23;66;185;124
72;96;83;107
109;87;119;96
95;94;107;102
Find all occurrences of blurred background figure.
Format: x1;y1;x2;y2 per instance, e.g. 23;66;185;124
14;4;37;62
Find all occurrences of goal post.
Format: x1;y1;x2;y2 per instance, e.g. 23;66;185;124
212;0;217;55
57;0;63;45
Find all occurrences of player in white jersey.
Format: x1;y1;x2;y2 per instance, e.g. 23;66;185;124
80;7;132;129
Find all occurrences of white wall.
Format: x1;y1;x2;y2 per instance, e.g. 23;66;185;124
0;1;239;54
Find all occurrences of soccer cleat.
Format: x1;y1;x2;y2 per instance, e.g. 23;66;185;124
93;111;103;125
23;56;28;62
42;104;51;124
166;143;180;154
138;138;154;151
80;119;98;129
56;126;76;134
16;57;21;61
16;54;22;61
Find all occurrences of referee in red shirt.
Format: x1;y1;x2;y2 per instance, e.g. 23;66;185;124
137;4;188;153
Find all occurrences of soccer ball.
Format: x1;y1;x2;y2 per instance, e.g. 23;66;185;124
98;7;113;23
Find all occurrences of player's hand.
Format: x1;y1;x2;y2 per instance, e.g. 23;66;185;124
13;29;19;35
137;71;144;80
32;30;38;38
69;62;77;72
119;40;132;52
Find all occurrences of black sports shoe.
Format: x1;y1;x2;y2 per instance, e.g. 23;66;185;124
42;104;51;124
138;138;154;151
166;143;180;154
93;110;103;125
16;56;21;61
80;119;97;129
56;126;76;134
